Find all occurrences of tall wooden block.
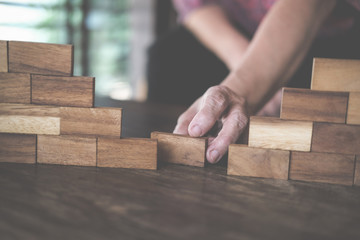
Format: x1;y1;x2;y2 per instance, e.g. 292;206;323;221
248;117;313;152
311;58;360;92
31;75;94;107
97;138;157;170
347;92;360;125
0;40;8;72
354;156;360;186
228;144;290;180
289;151;355;186
0;103;60;135
281;88;348;123
151;131;206;167
37;135;96;166
0;73;31;104
8;41;73;76
312;122;360;155
60;107;122;137
0;133;36;164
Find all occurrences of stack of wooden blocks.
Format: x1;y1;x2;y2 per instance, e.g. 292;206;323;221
228;58;360;186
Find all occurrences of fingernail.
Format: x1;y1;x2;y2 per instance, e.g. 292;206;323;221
190;125;202;137
209;150;220;163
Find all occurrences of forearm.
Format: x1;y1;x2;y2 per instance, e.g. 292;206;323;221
221;0;337;114
184;4;249;70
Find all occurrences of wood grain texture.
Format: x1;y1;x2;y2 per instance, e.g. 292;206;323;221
0;73;31;103
0;40;8;72
31;74;94;107
0;133;36;163
97;138;157;170
289;151;355;186
281;87;348;123
37;135;96;166
311;58;360;92
248;117;313;152
8;41;73;76
312;122;360;155
0;103;60;135
60;107;122;137
228;144;290;180
347;92;360;125
151;131;206;167
355;155;360;186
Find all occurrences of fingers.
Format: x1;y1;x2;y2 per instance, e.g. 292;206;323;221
206;103;248;163
188;86;230;137
173;100;199;135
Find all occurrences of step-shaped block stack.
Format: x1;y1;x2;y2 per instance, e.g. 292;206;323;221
228;58;360;186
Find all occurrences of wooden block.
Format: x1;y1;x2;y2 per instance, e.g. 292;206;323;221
8;41;73;76
151;131;206;167
37;135;96;166
0;103;60;135
97;138;157;170
289;151;355;186
228;144;290;180
312;122;360;155
248;117;313;152
311;58;360;92
0;73;31;104
0;40;8;72
354;155;360;186
281;87;348;123
347;92;360;125
31;74;94;107
60;107;122;137
0;133;36;164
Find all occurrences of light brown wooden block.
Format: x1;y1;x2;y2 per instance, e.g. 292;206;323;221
0;73;31;104
0;103;60;135
289;151;355;186
347;92;360;125
248;117;313;152
37;135;96;166
31;74;94;107
60;107;122;137
0;133;36;164
281;87;348;123
0;41;8;72
151;131;206;167
8;41;73;76
97;138;157;170
228;144;290;180
312;122;360;155
354;156;360;186
311;58;360;92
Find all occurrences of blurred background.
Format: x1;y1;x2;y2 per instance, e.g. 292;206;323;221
0;0;177;101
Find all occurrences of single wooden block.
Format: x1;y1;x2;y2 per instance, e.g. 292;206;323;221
289;151;355;186
0;133;36;164
347;92;360;125
37;135;96;166
354;155;360;186
8;41;73;76
281;87;348;123
0;73;31;104
0;103;60;135
0;40;8;72
312;122;360;155
248;117;313;152
311;58;360;92
151;131;206;167
228;144;290;180
60;107;122;137
31;74;94;107
97;138;157;170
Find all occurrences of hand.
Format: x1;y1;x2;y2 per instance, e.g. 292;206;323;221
173;85;248;163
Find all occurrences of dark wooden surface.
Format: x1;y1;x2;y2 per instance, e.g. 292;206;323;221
1;96;360;240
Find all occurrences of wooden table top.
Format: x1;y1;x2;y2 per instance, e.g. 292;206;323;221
1;96;360;240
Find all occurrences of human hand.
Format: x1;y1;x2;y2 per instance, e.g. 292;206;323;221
173;85;248;163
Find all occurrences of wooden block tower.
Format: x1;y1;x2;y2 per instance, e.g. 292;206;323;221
228;58;360;186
